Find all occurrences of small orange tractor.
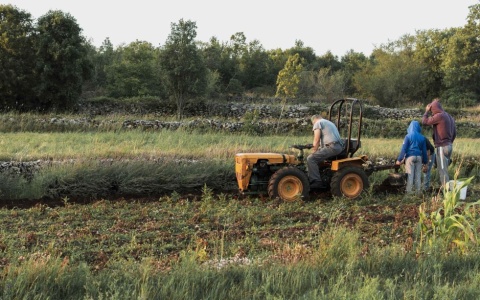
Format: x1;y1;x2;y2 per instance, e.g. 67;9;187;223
235;98;399;201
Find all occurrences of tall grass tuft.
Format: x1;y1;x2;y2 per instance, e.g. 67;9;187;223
1;255;89;299
0;173;47;200
37;160;234;200
0;159;234;201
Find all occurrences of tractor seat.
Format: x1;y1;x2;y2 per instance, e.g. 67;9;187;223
326;139;360;161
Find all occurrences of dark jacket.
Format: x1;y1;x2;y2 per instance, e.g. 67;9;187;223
397;121;428;164
422;100;456;147
425;136;435;155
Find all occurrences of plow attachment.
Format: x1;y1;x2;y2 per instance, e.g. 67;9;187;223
366;163;407;187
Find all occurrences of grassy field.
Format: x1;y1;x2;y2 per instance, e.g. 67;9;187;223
0;129;479;299
0;130;478;201
0;186;480;299
1;130;479;160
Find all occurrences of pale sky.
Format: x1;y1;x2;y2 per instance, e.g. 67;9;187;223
4;0;479;56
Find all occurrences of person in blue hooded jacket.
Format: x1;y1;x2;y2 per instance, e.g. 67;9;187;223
395;120;428;195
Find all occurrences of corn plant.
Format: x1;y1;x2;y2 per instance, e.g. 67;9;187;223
417;176;479;252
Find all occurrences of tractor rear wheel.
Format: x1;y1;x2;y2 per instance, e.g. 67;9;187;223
331;166;369;199
268;167;309;202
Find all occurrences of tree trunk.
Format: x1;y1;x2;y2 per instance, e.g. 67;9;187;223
175;94;185;120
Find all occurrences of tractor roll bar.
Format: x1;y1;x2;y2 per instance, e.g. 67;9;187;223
328;98;363;157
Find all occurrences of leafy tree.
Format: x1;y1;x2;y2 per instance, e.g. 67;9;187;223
340;50;368;96
239;39;275;90
275;53;304;132
298;67;346;102
225;78;244;96
91;37;115;91
229;32;248;59
221;32;248;94
285;40;318;70
316;50;342;72
276;53;304;99
35;10;92;111
216;40;238;90
354;46;427;107
80;40;102;96
204;69;221;98
414;29;456;101
296;70;316;98
105;40;163;98
159;19;207;119
200;37;222;72
276;53;304;106
267;48;289;77
282;50;346;100
440;4;480;105
0;5;37;110
200;36;238;94
314;67;347;102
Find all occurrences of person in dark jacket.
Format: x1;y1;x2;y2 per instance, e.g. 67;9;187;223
423;136;436;191
421;98;456;187
395;120;428;195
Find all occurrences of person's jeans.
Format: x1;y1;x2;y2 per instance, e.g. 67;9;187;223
405;155;422;194
436;145;453;187
307;143;343;183
423;152;436;190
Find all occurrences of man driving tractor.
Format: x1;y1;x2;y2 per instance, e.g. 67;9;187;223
307;114;344;189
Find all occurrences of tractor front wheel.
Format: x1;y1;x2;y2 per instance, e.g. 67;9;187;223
268;167;309;202
331;166;369;199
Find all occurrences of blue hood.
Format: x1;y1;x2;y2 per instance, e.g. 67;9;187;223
397;120;428;163
407;120;421;135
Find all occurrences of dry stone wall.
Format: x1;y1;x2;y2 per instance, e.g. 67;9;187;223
78;100;429;120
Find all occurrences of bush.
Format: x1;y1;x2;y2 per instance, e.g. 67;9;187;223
442;90;477;108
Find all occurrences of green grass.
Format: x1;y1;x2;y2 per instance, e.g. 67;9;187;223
0;192;479;299
1;131;479;161
0;131;308;161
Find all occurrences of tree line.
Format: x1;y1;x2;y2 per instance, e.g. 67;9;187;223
1;4;480;118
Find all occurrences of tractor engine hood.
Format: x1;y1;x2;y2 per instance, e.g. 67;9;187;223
235;153;299;192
